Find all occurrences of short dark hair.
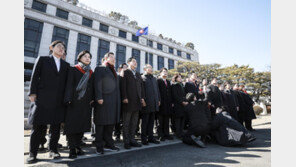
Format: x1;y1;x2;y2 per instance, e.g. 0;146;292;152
77;50;92;62
119;63;127;69
49;40;66;54
172;73;181;82
127;57;136;63
159;67;168;73
103;52;114;60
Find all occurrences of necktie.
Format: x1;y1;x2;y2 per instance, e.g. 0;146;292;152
164;79;167;87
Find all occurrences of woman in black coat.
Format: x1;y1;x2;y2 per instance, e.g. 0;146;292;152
64;50;94;158
171;74;188;139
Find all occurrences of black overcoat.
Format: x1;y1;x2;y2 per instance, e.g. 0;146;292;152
157;78;172;115
63;66;93;134
171;82;186;118
28;55;69;125
141;74;160;113
120;68;144;112
93;66;121;125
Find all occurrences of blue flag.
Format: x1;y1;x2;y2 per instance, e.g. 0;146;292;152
136;26;148;36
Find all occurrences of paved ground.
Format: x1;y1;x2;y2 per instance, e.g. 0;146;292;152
24;114;271;167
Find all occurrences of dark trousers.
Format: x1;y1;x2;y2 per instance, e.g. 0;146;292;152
174;117;185;138
114;122;122;138
245;119;253;130
141;112;155;141
95;125;115;149
66;132;83;149
29;124;61;155
122;110;139;144
40;127;47;145
170;114;176;133
157;114;170;138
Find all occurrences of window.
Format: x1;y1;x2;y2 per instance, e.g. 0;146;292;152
116;44;126;69
56;8;68;20
147;40;153;47
52;26;69;47
177;50;181;56
32;0;47;13
168;59;174;70
119;30;127;38
76;33;91;63
97;39;110;65
132;49;140;72
132;34;139;43
158;56;164;70
24;18;43;58
82;17;93;28
99;23;109;33
169;47;174;54
157;43;163;50
145;52;153;67
186;53;191;60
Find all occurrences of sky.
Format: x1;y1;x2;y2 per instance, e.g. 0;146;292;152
80;0;271;72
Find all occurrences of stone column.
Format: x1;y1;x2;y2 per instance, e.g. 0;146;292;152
46;4;56;16
140;50;146;73
66;30;78;66
153;54;158;71
126;46;132;62
90;36;98;70
38;23;54;57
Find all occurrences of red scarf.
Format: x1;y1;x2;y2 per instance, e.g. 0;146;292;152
74;64;93;78
105;62;117;78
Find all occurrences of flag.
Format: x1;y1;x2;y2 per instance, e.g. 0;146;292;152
136;26;148;36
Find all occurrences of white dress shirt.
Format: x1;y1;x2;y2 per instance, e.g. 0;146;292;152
53;55;61;72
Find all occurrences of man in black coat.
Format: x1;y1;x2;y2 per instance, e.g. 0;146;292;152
223;83;239;121
157;68;174;141
26;40;70;164
239;85;256;131
141;64;161;145
120;57;145;149
184;73;200;99
207;78;223;119
93;52;121;154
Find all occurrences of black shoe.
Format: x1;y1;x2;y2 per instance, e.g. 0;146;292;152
248;136;257;143
68;149;77;159
49;151;61;159
58;143;63;148
39;144;47;152
96;147;104;155
141;140;149;145
191;135;206;148
130;142;142;147
26;153;37;164
166;135;174;140
148;139;160;144
80;141;87;146
159;137;166;141
76;147;85;155
105;145;120;151
124;143;131;149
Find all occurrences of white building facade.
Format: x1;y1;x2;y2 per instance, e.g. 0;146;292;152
24;0;199;80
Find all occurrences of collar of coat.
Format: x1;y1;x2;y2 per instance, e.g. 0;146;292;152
75;64;93;78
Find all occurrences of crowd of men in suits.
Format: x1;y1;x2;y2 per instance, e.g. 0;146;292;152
26;40;257;164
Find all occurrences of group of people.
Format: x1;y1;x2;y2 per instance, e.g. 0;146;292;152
26;40;257;164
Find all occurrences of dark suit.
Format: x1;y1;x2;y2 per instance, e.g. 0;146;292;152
120;68;144;144
157;78;173;138
171;82;187;138
93;65;121;149
184;81;199;99
28;55;69;155
207;84;223;118
141;73;160;142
